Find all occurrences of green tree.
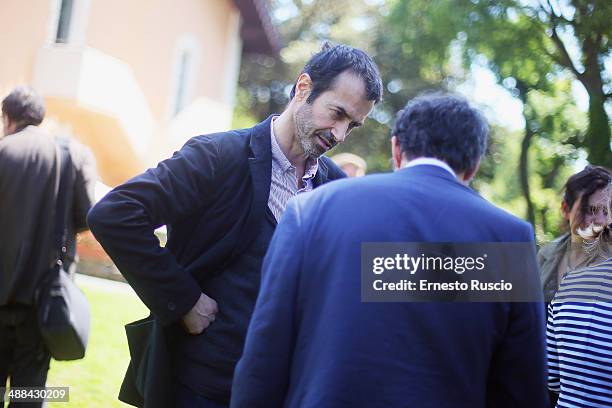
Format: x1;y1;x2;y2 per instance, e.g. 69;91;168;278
535;0;611;167
383;0;610;164
382;0;604;237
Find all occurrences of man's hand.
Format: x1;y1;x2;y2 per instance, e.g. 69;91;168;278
181;293;218;335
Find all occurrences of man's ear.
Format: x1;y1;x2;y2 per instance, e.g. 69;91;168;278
462;159;481;182
391;136;402;170
2;114;15;137
293;73;313;102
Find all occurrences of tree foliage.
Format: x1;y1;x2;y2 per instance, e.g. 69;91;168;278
380;0;607;239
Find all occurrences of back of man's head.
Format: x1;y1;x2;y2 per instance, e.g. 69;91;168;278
2;85;46;133
289;42;383;105
393;93;488;175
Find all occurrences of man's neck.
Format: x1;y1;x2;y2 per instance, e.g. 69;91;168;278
400;157;464;181
273;111;309;170
2;122;20;137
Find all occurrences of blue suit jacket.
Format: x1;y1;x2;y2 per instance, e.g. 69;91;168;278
231;165;549;408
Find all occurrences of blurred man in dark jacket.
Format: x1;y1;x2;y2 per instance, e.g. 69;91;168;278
0;86;96;402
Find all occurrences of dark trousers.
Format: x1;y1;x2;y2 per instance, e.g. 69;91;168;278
175;383;228;408
0;305;50;408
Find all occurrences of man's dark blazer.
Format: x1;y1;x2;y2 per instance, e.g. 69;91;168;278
86;115;345;406
232;165;549;408
0;126;96;306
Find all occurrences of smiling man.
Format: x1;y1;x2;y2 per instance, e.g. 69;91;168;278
87;43;382;407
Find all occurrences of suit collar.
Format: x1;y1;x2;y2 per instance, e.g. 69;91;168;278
246;116;275;221
249;115;275;162
312;158;330;187
230;116;276;257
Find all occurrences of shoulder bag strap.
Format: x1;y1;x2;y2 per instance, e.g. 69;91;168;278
53;139;73;266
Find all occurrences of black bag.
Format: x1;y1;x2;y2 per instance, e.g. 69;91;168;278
119;315;175;408
36;140;90;361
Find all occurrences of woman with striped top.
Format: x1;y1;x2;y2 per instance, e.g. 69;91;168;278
539;166;612;303
547;180;612;406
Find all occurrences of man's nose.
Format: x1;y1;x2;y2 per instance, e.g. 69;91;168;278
333;122;351;144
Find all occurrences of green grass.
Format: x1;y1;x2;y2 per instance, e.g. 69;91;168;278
45;278;148;407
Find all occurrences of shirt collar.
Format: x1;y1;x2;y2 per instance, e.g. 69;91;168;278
270;116;292;172
402;157;456;178
303;158;319;181
270;116;319;180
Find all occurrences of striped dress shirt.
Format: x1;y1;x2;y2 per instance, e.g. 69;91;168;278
268;117;318;222
547;257;612;408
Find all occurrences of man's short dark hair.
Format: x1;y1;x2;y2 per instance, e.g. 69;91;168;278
392;93;489;174
2;86;46;129
289;43;383;104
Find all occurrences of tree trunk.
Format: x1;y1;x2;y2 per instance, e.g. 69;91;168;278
520;123;536;227
585;91;612;168
550;2;611;167
517;82;536;227
572;15;611;168
540;207;549;235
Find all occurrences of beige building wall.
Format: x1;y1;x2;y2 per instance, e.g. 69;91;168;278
85;0;238;119
0;0;244;186
0;0;51;94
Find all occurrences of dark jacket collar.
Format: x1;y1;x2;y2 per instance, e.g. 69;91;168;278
248;115;274;164
312;157;331;186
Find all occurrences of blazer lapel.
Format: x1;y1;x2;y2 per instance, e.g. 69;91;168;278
248;114;275;203
265;206;278;227
312;157;330;187
230;116;275;257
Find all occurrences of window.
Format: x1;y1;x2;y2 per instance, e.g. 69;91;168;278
173;50;192;115
169;36;200;117
55;0;74;43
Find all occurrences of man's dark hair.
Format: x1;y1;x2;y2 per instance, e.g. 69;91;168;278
289;43;383;104
2;86;46;130
392;93;489;174
563;165;611;225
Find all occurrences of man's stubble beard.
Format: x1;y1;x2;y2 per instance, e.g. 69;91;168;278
295;103;326;160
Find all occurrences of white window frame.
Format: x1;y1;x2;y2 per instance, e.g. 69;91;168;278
46;0;91;46
168;35;201;117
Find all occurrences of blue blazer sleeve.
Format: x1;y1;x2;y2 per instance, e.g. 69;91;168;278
231;198;303;408
87;136;221;324
487;223;550;408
